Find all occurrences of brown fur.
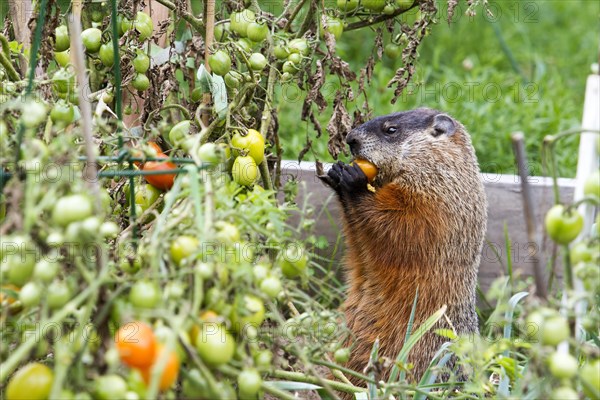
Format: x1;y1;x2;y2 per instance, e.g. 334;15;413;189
322;108;487;386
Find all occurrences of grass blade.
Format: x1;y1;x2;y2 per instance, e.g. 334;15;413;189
498;291;529;396
388;288;419;385
367;339;380;400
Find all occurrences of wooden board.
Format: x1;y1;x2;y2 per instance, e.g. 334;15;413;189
280;161;576;292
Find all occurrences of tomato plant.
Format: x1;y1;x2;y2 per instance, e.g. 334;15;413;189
54;25;70;52
81;27;102;53
194;323;235;367
208;50;232;76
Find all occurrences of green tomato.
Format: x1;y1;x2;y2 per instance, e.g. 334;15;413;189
131;74;150;91
541;315;570;346
254;350;273;370
215;221;240;244
282;60;299;74
6;363;53;400
246;21;268;42
273;42;290;60
52;194;93;227
208;50;232;76
47;281;71;310
99;42;115;67
94;375;128;400
132;183;161;211
170;235;200;266
322;16;344;40
279;245;309;278
231;295;265;331
232;155;258;186
237;368;262;398
550;387;579;400
288;38;309;56
195;323;235;366
334;348;351;363
580;360;600;399
122;12;154;41
190;87;204;103
236;38;254;53
384;43;402;59
362;0;386;11
197;142;222;165
547;352;578;379
545;205;584;244
6;236;37;286
396;0;414;10
133;52;151;73
33;259;59;282
214;22;230;42
570;242;594;264
287;52;302;65
249;53;267;71
383;4;396;14
21;100;47;128
129;280;160;308
19;282;41;307
583;170;600;198
224;71;242;89
54;50;70;67
50;100;75;126
168;120;191;147
230;9;256;37
231;129;265;164
260;276;282;299
337;0;359;12
81;28;102;53
55;25;70;52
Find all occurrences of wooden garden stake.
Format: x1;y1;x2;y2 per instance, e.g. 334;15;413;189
202;0;215;127
511;132;547;300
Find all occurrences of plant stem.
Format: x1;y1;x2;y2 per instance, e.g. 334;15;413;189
154;0;205;34
218;365;297;400
345;5;418;31
0;50;20;81
270;369;366;394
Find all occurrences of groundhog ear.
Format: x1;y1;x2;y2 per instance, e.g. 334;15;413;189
432;114;456;137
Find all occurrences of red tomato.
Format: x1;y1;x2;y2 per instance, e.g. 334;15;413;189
141;145;176;190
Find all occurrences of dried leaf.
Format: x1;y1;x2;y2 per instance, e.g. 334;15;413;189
326;91;352;159
447;0;459;23
305;60;327;112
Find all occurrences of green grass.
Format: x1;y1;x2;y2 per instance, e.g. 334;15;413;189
277;0;599;177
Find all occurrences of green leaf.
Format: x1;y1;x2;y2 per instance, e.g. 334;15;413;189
211;74;228;120
316;388;336;400
263;381;321;391
434;328;457;341
186;57;195;69
196;65;212;92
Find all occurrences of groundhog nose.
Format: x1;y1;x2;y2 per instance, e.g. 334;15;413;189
346;130;361;153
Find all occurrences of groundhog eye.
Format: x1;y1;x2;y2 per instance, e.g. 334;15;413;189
385;126;398;135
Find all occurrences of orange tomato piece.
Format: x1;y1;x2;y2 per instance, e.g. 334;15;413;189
353;159;378;182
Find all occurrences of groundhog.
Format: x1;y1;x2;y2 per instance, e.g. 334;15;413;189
319;108;487;386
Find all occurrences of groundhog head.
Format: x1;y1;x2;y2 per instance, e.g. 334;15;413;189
346;108;478;188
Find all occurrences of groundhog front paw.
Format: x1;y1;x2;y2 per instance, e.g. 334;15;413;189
338;162;369;194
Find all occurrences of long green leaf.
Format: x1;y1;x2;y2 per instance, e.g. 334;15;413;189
367;339;380;400
414;341;454;400
498;291;529;396
390;288;419;385
264;381;321;391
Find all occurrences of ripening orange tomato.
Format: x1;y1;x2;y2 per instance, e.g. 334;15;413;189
353;159;378;182
142;154;177;190
140;343;180;391
115;321;157;369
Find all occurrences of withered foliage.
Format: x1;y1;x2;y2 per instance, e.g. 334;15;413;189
387;0;438;104
326;90;353;159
